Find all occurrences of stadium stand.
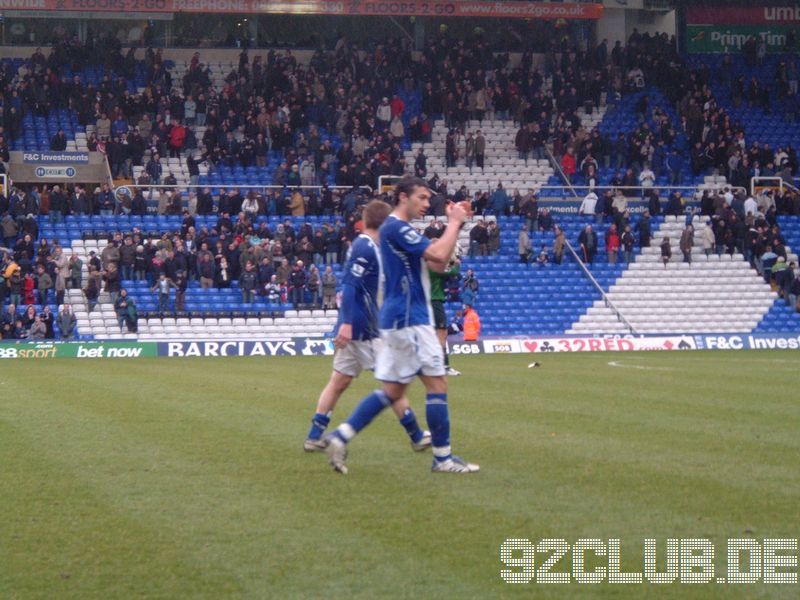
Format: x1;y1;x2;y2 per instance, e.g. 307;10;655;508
568;216;776;334
3;25;800;341
408;119;555;195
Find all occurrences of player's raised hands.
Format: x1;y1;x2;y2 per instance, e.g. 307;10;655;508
446;200;472;226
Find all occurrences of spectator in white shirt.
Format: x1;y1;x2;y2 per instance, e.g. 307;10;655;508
744;195;758;218
774;147;788;168
376;97;391;127
723;188;734;205
639;164;655;193
579;190;598;216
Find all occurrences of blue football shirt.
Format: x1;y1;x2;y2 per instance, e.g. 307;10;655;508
379;215;434;330
336;233;382;341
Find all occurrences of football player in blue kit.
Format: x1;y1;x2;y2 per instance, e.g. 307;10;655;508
304;200;430;453
326;177;479;474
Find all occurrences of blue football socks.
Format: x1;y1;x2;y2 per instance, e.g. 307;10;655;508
334;390;390;444
307;412;331;441
399;408;423;443
425;393;452;462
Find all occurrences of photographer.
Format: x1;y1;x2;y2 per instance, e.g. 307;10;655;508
462;268;480;307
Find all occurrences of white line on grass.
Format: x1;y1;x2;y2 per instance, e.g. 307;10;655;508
607;360;674;371
742;359;799;365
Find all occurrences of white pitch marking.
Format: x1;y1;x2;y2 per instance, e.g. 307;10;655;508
607;361;674;371
741;359;799;365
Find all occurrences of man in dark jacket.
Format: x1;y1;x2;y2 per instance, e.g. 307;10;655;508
95;184;115;216
428;192;446;217
50;129;67;151
239;260;258;304
636;210;652;248
522;193;538;232
48;185;67;224
145;154;163;183
578;224;598;263
128;130;146;168
666;191;684;216
10;190;27;229
70;185;90;215
107;135;129;179
174;270;188;312
198;253;216;288
469;220;488;257
324;225;341;265
257;257;275;295
620;224;636;263
58;303;77;339
131;188;147;215
119;237;137;281
103;262;121;303
788;269;800;311
515;125;531;163
646;188;661;217
538;208;554;232
196;187;214;215
288;259;307;305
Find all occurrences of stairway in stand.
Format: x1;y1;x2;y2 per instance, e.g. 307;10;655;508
568;216;776;334
405;119;555;195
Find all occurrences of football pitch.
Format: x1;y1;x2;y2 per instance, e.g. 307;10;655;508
2;350;799;598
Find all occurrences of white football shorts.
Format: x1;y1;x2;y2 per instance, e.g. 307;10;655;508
375;325;445;384
333;338;379;378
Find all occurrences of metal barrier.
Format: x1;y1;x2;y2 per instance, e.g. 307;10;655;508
563;237;637;335
393;176;745;200
544;146;580;199
113;182;374;206
377;174;403;194
533;183;748;198
750;176;800;197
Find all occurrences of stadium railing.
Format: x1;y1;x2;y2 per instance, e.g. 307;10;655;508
113;183;374;204
544;145;581;199
750;176;800;198
534;184;748;199
563;237;638;335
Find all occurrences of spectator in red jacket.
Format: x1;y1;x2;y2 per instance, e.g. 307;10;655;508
605;223;620;264
390;95;405;118
561;147;577;183
168;120;187;158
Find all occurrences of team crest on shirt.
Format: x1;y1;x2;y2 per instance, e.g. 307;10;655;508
350;262;366;277
403;227;422;244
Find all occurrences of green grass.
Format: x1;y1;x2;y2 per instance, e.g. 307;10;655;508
1;351;799;598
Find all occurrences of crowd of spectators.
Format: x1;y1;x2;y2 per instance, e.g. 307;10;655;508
3;25;800;331
0;299;77;340
1;178;512;328
3;28;800;226
0;228;85;338
574;182;799;269
6;206;378;312
555;30;800;205
693;187;793;271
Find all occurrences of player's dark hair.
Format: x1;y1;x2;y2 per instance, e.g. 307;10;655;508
393;175;429;206
363;199;392;230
